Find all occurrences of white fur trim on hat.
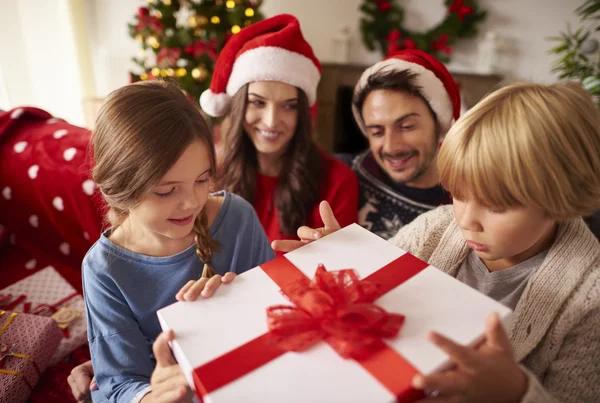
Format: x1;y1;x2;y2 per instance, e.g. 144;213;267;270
352;59;454;135
200;90;231;117
227;46;320;106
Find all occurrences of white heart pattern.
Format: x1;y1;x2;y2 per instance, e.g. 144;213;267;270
47;117;61;124
53;196;64;211
28;165;39;179
82;179;96;196
83;232;90;240
53;129;68;139
10;108;24;119
2;187;10;200
9;234;16;245
63;148;77;161
59;242;70;255
29;215;39;228
25;259;37;270
13;141;28;153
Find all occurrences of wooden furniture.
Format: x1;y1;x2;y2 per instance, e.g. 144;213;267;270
314;62;504;153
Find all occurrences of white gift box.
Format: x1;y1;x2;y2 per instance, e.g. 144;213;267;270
158;224;512;403
0;266;87;365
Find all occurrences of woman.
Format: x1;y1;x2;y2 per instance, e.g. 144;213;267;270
200;14;359;247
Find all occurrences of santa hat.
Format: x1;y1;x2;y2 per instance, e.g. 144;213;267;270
200;14;321;117
352;49;461;135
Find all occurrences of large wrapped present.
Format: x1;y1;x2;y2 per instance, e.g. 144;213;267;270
0;266;87;365
0;310;63;403
157;224;513;402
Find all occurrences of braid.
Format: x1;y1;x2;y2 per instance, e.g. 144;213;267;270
193;209;220;278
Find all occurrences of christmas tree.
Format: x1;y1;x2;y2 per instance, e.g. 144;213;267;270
129;0;264;105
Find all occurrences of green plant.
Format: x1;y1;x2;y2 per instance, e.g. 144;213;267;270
548;0;600;103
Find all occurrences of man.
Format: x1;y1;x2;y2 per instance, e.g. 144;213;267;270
340;49;461;239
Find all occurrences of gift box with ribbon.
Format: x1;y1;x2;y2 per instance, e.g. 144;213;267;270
0;310;63;403
0;266;87;365
157;224;513;402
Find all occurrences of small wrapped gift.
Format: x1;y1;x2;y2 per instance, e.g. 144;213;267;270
0;310;63;403
0;266;87;365
157;224;513;402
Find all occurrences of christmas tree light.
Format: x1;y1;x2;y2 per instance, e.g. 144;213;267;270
128;0;264;106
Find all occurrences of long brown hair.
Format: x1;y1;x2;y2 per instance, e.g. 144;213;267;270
219;84;323;235
92;79;220;275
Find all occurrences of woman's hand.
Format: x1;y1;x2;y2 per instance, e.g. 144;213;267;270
141;330;193;403
271;201;341;253
414;313;528;403
175;272;236;301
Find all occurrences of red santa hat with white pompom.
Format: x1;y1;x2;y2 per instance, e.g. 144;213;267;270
352;49;462;135
200;14;321;117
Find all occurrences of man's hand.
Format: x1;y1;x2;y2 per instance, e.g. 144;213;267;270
271;201;341;253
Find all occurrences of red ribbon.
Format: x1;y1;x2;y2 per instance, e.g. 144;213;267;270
0;294;26;311
449;0;474;21
267;264;406;360
0;292;79;338
192;253;429;401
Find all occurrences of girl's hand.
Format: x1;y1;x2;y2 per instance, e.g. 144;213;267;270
414;313;528;403
175;272;236;301
142;330;193;403
67;360;96;402
271;201;341;253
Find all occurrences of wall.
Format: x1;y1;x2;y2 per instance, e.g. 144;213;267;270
85;0;584;92
260;0;583;83
0;0;585;119
0;0;93;125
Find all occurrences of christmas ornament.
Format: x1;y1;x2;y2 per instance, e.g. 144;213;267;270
359;0;486;62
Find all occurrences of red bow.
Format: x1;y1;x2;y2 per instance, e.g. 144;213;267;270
157;47;182;67
136;7;163;34
374;0;392;12
185;39;218;61
449;0;474;21
386;30;418;55
266;264;405;360
432;34;452;55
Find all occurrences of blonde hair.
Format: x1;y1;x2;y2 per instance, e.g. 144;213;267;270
92;80;220;276
438;81;600;219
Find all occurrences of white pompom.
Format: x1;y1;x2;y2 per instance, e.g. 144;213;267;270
199;90;231;117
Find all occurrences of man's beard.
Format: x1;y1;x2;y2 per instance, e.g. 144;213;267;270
378;143;438;185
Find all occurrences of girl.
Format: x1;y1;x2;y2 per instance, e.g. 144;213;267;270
199;14;359;248
274;81;600;402
83;80;274;403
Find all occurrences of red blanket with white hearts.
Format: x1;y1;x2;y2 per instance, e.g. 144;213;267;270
0;107;105;292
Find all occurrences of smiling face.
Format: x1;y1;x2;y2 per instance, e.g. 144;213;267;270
362;89;440;188
127;140;213;242
243;81;299;162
